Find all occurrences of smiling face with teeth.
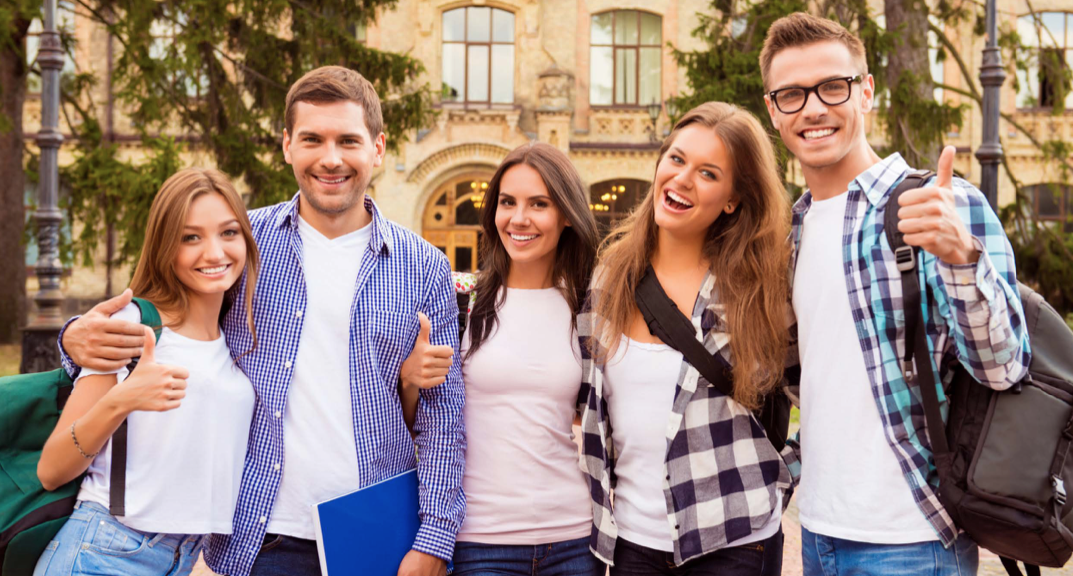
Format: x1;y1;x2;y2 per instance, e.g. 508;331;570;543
173;192;247;301
283;100;386;237
493;163;571;284
652;124;738;242
764;41;878;197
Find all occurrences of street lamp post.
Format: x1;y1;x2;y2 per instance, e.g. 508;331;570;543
975;0;1005;211
21;0;66;373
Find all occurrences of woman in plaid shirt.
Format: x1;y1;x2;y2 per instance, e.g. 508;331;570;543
578;102;794;575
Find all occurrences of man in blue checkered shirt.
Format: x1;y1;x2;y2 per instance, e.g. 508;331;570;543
59;67;465;576
760;13;1029;576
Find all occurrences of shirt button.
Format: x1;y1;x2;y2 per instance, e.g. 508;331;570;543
296;310;303;318
274;463;281;471
284;360;292;369
274;411;282;418
259;516;267;524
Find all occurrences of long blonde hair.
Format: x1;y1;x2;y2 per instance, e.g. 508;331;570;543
130;168;259;353
595;102;791;410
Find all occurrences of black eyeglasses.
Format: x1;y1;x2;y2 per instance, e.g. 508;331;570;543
768;75;864;114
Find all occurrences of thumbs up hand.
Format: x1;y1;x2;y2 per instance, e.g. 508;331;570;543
109;326;190;413
399;312;455;390
896;146;980;265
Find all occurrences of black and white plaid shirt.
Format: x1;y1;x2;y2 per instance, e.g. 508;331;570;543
578;267;792;566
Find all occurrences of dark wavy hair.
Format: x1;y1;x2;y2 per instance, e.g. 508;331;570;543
466;142;599;360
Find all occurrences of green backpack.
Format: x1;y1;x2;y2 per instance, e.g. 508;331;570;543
0;298;160;576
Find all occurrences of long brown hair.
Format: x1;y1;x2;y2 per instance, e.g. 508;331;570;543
595;102;791;410
130;168;259;353
467;142;599;359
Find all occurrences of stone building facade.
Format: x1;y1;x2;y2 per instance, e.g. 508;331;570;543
21;0;1073;298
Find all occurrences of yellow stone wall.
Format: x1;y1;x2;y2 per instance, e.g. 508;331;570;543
23;0;1073;301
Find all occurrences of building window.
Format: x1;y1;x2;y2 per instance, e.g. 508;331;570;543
589;179;650;237
1028;183;1073;232
590;10;662;107
422;174;494;272
150;11;204;97
350;21;367;43
1016;12;1072;109
25;1;76;94
441;7;515;106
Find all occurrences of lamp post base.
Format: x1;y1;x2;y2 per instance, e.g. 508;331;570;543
20;324;61;374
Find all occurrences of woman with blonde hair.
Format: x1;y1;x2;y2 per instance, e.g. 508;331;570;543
579;102;793;575
34;168;259;576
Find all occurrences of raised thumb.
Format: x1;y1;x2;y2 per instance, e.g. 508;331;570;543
416;312;432;347
139;325;156;365
95;288;134;316
936;145;955;189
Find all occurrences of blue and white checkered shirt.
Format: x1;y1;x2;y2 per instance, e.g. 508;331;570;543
780;153;1030;547
63;193;466;576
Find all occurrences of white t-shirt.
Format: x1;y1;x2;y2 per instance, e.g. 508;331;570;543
603;337;783;552
76;303;255;535
457;287;591;545
793;191;938;543
267;215;372;540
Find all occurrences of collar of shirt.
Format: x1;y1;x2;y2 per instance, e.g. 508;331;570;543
272;191;395;256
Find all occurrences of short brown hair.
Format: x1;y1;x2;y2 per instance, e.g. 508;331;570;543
759;13;867;90
284;66;383;137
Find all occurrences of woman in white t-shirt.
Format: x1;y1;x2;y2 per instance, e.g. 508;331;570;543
578;102;794;575
399;142;604;575
34;168;259;576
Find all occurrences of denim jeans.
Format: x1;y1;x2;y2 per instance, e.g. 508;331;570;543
610;529;783;576
33;501;205;576
452;536;606;576
801;527;979;576
249;534;323;576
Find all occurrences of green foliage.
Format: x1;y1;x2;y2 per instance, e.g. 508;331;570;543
83;0;436;208
60;116;182;269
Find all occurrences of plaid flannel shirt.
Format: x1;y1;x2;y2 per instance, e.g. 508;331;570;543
780;153;1030;547
578;267;792;566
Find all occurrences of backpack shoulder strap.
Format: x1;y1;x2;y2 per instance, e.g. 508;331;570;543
634;266;735;398
884;170;950;457
109;297;162;518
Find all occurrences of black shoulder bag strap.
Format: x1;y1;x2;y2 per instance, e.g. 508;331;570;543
883;170;949;456
634;265;736;398
109;297;163;517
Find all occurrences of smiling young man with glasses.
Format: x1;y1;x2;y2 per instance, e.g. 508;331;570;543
760;13;1030;576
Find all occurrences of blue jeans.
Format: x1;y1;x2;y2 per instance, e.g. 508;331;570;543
249;534;322;576
452;536;606;576
610;530;783;576
801;527;979;576
33;501;205;576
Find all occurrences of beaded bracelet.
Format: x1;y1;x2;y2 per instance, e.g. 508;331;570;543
70;421;98;459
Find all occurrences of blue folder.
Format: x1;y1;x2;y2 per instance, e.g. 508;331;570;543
313;468;420;576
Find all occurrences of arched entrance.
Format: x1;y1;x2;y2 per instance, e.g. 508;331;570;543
421;172;495;272
589;178;650;237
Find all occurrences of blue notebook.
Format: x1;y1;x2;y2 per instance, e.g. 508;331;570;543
312;468;420;576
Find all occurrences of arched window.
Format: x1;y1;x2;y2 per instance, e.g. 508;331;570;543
1027;183;1073;232
590;10;662;107
1016;13;1073;109
589;179;650;237
422;174;494;272
442;6;515;106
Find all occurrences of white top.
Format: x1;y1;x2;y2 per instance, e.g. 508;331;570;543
76;303;255;534
457;287;591;545
603;337;783;552
793;191;938;543
267;216;373;539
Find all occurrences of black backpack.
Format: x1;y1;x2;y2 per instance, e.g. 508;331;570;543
888;171;1073;576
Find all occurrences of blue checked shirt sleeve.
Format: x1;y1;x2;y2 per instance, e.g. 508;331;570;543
411;255;467;560
57;316;82;380
929;178;1030;390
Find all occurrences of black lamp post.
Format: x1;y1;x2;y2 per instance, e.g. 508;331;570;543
21;0;66;373
975;0;1005;211
646;100;662;142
